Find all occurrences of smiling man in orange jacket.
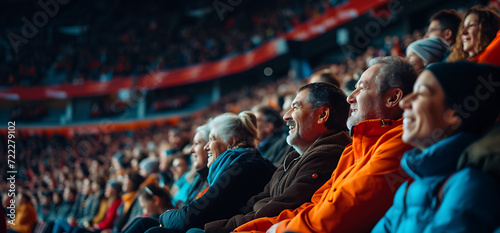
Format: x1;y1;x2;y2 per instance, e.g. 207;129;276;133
234;56;417;233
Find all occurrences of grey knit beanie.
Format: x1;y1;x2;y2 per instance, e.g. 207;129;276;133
406;37;449;64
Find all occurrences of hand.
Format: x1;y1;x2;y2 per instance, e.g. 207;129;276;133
266;222;280;233
101;229;112;233
67;217;76;225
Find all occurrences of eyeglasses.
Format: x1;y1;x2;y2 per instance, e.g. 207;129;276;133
426;28;443;34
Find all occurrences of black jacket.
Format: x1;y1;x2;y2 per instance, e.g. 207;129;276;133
158;148;276;233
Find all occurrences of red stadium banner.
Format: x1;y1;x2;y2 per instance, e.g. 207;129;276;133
285;0;392;41
0;40;284;101
0;0;391;101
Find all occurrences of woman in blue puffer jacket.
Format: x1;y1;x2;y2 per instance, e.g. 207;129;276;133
372;61;500;233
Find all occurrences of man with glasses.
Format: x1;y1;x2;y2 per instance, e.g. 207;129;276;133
424;9;462;61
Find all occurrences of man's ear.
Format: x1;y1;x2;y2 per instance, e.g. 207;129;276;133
443;28;453;42
317;106;330;125
386;88;404;109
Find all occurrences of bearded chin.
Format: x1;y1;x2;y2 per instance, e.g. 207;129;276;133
346;115;359;131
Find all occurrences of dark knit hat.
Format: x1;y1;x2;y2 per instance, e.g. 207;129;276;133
426;61;500;135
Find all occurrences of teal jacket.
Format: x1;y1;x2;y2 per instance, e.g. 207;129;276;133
159;147;275;232
373;132;500;233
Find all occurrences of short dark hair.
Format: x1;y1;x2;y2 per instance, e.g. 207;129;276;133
309;69;341;87
297;83;349;132
126;171;145;192
429;9;462;40
138;184;174;210
252;105;285;132
368;56;417;97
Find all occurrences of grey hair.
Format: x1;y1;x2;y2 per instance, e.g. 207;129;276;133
368;56;417;96
208;111;257;148
195;123;210;142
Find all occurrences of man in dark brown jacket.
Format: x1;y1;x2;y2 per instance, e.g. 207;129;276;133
203;82;352;233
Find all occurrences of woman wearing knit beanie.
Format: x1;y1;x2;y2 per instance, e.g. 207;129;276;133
405;37;449;74
372;61;500;232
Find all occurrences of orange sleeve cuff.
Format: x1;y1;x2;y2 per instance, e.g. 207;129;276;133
276;220;290;233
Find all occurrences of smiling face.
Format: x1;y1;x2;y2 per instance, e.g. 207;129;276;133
190;132;208;170
346;64;386;130
461;13;479;57
400;70;459;149
204;130;228;168
282;89;319;154
406;49;427;74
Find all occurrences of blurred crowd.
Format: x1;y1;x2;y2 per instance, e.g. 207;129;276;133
2;1;500;233
1;0;340;87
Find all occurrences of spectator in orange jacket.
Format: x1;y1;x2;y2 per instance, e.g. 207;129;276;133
447;6;500;62
7;192;37;233
234;56;416;233
471;28;500;65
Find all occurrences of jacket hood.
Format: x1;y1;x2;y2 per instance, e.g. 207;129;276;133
401;132;477;178
207;147;261;186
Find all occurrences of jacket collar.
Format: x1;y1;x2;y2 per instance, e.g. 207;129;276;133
303;130;350;156
349;119;401;137
207;147;258;186
401;132;478;178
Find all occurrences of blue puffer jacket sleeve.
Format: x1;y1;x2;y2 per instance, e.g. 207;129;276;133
373;133;500;233
424;168;500;232
373;168;500;233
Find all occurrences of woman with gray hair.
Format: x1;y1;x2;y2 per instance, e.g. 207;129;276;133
121;111;276;233
171;123;211;207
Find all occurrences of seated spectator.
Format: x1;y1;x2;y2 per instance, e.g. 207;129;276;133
424;9;462;58
36;192;53;222
251;105;293;167
447;6;500;62
234;56;416;232
53;178;92;233
405;37;449;74
112;171;145;233
121;111;276;233
138;184;174;219
71;180;123;233
49;192;63;223
205;82;352;233
8;192;37;233
169;156;190;206
158;127;189;188
77;176;106;228
307;69;341;87
138;157;160;189
171;123;211;207
111;152;128;180
372;62;500;232
39;187;77;233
